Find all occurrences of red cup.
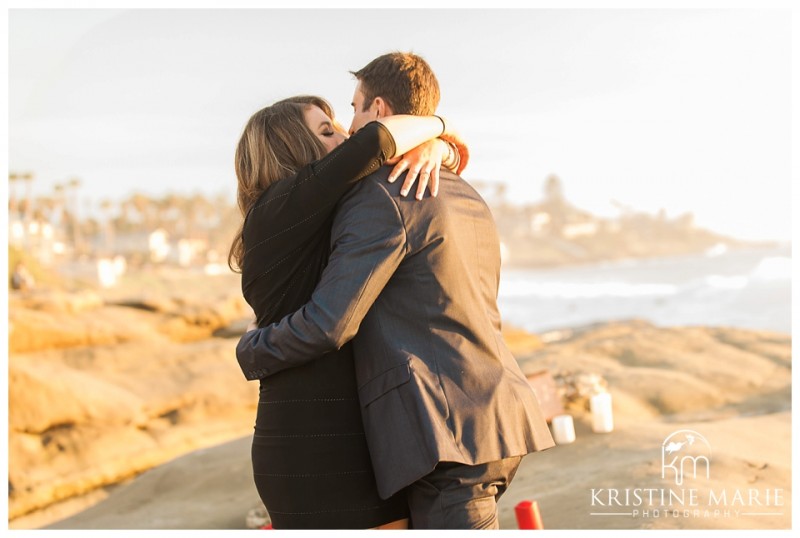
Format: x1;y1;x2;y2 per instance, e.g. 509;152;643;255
515;500;544;529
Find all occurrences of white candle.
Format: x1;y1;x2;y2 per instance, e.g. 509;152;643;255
551;414;576;444
590;392;614;433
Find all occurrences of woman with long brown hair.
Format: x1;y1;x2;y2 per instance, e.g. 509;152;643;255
229;95;466;529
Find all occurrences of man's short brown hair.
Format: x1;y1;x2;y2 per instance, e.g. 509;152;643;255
351;52;440;116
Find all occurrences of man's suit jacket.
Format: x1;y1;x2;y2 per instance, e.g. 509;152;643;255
237;167;555;499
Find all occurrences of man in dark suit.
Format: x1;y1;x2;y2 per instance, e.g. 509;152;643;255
237;52;555;529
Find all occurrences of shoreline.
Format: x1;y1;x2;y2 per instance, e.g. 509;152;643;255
501;241;789;270
498;245;792;336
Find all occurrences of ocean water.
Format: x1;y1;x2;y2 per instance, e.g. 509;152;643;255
497;245;792;334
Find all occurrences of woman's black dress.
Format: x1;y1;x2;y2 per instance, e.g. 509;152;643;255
240;122;407;529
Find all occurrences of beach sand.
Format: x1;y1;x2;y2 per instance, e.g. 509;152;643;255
7;274;792;531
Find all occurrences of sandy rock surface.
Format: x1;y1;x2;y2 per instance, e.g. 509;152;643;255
11;314;789;531
8;273;259;522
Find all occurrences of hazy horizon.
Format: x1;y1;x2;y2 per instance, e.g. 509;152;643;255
8;8;792;242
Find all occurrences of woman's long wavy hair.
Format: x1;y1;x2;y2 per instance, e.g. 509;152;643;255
228;95;336;272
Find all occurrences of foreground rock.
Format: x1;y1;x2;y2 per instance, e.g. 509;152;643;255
25;320;790;530
46;437;260;530
7;275;258;522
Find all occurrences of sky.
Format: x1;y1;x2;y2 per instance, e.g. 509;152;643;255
6;5;794;242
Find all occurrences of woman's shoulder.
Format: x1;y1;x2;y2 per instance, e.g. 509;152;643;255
245;169;309;221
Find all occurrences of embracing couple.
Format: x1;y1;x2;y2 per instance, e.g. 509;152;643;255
230;51;555;530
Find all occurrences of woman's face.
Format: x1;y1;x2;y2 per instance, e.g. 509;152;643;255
304;105;347;154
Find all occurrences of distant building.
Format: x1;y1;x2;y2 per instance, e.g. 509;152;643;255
96;256;127;288
562;221;599;239
111;228;211;267
176;238;208;267
148;229;170;263
8;215;63;265
530;212;551;234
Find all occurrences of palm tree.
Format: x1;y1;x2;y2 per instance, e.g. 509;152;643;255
100;198;115;255
9;172;19;216
130;193;154;229
67;177;81;214
67;177;82;255
53;183;66;227
160;193;182;236
22;172;34;227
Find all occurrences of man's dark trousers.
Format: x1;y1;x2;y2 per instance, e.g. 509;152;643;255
406;457;523;529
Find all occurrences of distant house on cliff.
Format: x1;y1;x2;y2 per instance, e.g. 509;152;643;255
524;208;600;238
562;220;599;239
486;174;604;244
